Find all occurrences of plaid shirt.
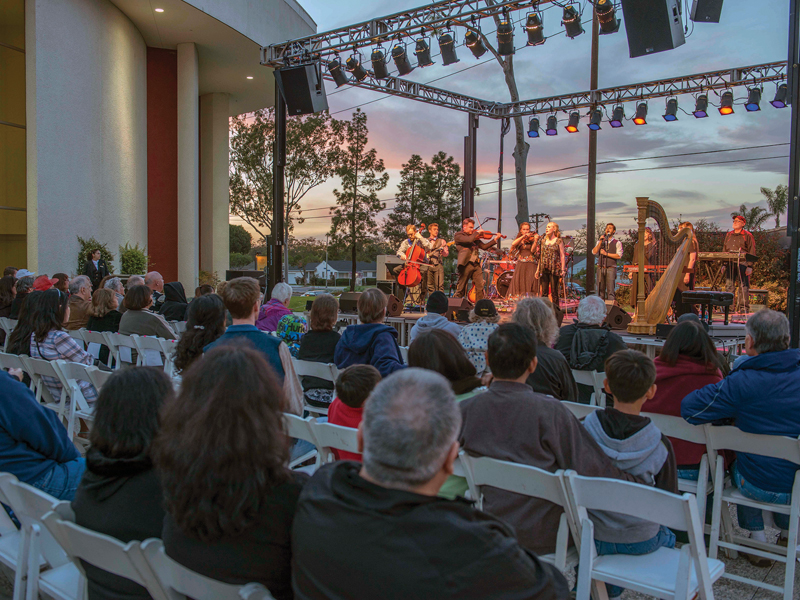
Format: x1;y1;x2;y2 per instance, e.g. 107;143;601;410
30;330;98;404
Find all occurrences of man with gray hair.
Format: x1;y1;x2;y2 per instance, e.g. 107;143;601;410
683;309;800;557
104;277;127;314
555;294;627;404
65;275;92;330
144;271;164;309
292;368;568;599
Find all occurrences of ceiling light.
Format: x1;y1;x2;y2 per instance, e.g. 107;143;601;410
246;76;254;80
371;48;389;79
154;7;164;12
497;15;515;55
346;55;368;82
771;83;788;108
528;117;540;138
633;102;648;125
328;57;349;87
545;115;558;136
609;105;624;128
718;90;734;115
438;32;460;65
565;111;580;133
465;31;488;58
693;94;709;118
745;88;761;112
414;38;434;67
562;6;585;39
596;0;620;34
589;108;603;130
524;13;545;46
663;98;678;121
392;43;414;76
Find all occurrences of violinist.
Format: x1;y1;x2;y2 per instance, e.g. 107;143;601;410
393;224;430;304
454;218;502;302
424;223;449;294
508;222;540;298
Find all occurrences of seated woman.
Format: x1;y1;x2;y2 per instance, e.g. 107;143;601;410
119;285;176;340
159;281;190;322
172;294;226;374
296;294;340;406
72;367;173;600
153;346;307;600
457;299;500;377
256;282;292;332
86;288;122;365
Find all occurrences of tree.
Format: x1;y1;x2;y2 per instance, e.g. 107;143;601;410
732;204;771;231
229;224;252;254
760;184;788;228
329;109;389;291
383;154;427;248
419;151;463;239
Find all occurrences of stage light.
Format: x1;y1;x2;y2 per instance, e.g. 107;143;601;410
371;48;389;79
596;0;620;34
771;83;788;108
497;14;515;55
562;6;584;39
346;55;368;82
414;38;434;68
693;94;709;118
589;108;603;130
663;98;678;121
524;13;545;46
565;111;580;133
633;102;648;125
718;91;734;115
438;32;460;65
528;117;540;138
546;115;558;136
609;105;624;128
465;30;488;58
392;43;414;76
328;57;349;87
745;88;761;112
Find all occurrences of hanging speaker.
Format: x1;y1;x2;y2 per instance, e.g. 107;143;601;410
386;294;402;318
690;0;723;22
619;0;686;58
274;64;329;116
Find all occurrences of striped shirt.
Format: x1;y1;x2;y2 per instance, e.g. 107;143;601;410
30;330;98;404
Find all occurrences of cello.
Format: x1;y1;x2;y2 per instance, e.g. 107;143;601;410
397;223;427;288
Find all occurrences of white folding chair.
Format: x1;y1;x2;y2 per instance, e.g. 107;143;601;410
0;351;25;372
140;539;276;600
86;367;113;394
82;330;113;368
19;356;65;416
561;400;600;421
133;336;166;367
105;333;140;367
66;330;85;349
291;359;339;416
564;471;724;600
570;369;606;407
172;321;187;334
52;361;96;441
0;473;35;600
160;338;179;377
283;414;319;470
459;455;578;573
0;318;16;352
398;346;409;363
311;421;360;466
706;426;800;600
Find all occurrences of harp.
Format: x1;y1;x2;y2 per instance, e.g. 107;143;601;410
628;197;694;335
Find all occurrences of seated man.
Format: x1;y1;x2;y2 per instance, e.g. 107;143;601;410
555;295;628;404
292;368;568;599
65;275;92;330
682;309;800;561
459;323;641;555
409;291;462;343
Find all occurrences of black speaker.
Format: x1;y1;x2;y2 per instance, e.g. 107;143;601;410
690;0;723;22
620;0;686;58
446;297;472;322
339;292;361;314
386;294;402;318
553;305;565;328
274;64;329;116
377;281;403;299
603;305;632;330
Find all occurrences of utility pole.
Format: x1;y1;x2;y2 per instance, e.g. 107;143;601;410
529;212;550;233
498;118;511;236
586;9;600;296
788;0;800;346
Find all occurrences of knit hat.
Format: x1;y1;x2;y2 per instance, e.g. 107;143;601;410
474;299;497;318
426;291;449;314
33;275;58;291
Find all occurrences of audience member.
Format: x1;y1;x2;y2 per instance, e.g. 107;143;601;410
86;288;123;365
195;284;214;297
276;313;307;357
457;298;500;376
14;268;34;279
154;346;305;600
33;274;58;291
0;276;16;346
297;294;341;393
144;271;165;309
215;280;227;295
292;368;568;599
512;297;578;401
2;266;16;278
683;309;800;559
647;321;725;480
256;282;293;332
6;291;42;358
459;323;640;555
83;249;109;291
126;275;144;290
556;295;628;403
119;285;176;340
409;329;483;401
335;288;405;377
52;273;70;295
327;364;381;461
29;289;98;404
207;277;303;414
65;275;92;330
103;277;126;313
0;369;85;500
72;368;173;600
409;291;462;343
173;294;226;374
9;274;34;319
159;281;189;321
582;350;677;599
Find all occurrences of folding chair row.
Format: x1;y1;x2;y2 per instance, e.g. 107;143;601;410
283;414;359;471
570;369;606;407
0;317;16;352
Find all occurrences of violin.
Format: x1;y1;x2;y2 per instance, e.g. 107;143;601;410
397;223;427;287
475;229;507;240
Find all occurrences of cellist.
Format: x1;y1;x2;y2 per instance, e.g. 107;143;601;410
393;224;431;304
454;218;502;302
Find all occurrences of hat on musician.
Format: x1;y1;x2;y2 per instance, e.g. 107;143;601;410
732;214;746;224
474;299;498;318
426;291;449;315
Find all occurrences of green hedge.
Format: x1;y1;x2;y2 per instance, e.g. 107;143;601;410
229;252;251;268
363;277;377;286
77;236;115;273
119;243;148;275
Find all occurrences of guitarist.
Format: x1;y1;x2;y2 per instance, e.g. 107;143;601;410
393;224;430;305
424;223;450;294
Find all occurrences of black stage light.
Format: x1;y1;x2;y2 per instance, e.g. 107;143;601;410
371;48;389;79
693;94;709;118
610;105;625;128
392;43;414;76
663;98;678;121
771;83;788;108
589;108;603;130
497;15;515;55
345;55;368;82
745;88;761;112
524;13;546;46
565;111;580;133
596;0;620;34
328;57;349;87
562;6;585;38
718;90;734;115
546;115;558;136
528;117;540;138
633;102;648;125
415;38;434;67
438;32;460;65
465;30;488;58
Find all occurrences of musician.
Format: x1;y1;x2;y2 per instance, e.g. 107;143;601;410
535;221;567;308
630;227;658;302
393;224;430;305
424;223;449;294
592;223;623;302
508;222;539;297
454;218;502;302
724;215;757;312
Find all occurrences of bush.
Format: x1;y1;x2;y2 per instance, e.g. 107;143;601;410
363;277;377;286
229;252;252;269
230;224;252;255
199;271;221;289
119;243;148;275
335;278;353;286
77;236;115;273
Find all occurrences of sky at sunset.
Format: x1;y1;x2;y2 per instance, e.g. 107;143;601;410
232;0;791;244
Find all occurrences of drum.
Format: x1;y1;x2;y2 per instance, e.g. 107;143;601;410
496;271;514;298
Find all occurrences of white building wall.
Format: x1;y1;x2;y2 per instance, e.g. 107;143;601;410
26;0;147;275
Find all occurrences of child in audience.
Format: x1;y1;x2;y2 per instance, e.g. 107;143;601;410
327;364;381;462
581;349;678;599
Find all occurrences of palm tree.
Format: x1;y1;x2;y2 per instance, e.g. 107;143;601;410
760;184;788;228
731;204;772;231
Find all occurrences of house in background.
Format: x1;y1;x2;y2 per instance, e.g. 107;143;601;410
306;261;377;285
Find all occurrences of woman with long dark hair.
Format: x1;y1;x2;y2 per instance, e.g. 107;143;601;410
408;329;483;401
0;275;16;347
6;290;43;357
508;222;539;298
153;346;305;600
172;294;226;373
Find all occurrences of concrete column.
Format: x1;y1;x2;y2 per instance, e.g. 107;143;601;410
200;93;230;279
177;42;199;290
25;0;38;272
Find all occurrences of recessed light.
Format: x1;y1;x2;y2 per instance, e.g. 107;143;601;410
154;8;164;12
246;76;254;79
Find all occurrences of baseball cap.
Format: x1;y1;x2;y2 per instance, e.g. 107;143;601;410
15;269;35;279
474;299;498;318
732;215;746;223
33;275;59;291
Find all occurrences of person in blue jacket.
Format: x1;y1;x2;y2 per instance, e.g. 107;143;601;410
0;369;85;500
335;288;405;378
682;309;800;560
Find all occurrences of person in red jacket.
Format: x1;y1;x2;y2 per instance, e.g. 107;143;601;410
647;319;727;480
327;365;381;461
